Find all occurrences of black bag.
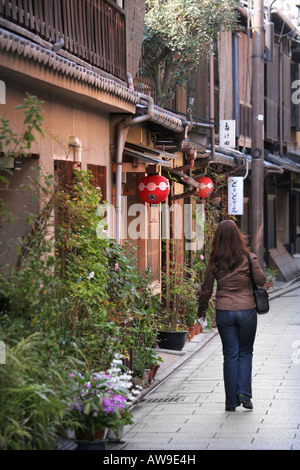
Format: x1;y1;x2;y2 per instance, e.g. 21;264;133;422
247;255;269;314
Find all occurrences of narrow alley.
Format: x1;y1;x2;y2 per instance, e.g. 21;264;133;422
121;284;300;451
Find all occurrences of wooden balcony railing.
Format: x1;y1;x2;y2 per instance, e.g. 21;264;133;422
0;0;127;81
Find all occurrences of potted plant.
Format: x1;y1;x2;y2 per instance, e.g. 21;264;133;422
132;346;162;386
184;298;199;339
106;353;142;442
264;264;277;290
157;256;198;351
147;349;163;382
68;358;139;449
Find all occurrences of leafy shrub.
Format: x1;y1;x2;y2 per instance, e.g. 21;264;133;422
0;95;164;451
0;334;79;450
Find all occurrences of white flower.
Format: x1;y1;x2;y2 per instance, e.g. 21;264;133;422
87;271;95;280
112;359;123;366
127;396;136;402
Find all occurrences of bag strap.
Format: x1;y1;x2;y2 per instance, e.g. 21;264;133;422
247;254;258;291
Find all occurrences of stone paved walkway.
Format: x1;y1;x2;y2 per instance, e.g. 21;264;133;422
121;286;300;450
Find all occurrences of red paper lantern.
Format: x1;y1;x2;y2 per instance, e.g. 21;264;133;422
138;175;170;204
197;176;214;198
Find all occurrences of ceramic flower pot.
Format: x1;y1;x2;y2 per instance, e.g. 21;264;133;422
107;425;124;443
157;331;188;351
76;438;107;450
76;428;108;450
77;428;106;439
142;368;151;386
149;364;160;381
187;325;196;340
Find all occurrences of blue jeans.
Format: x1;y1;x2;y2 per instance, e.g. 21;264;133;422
216;309;257;408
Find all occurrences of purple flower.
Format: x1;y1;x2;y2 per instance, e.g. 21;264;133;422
75;403;83;413
113;395;126;406
102;396;115;414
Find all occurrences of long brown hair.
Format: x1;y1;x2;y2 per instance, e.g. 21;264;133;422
209;220;250;273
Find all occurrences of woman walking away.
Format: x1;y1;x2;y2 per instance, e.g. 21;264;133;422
197;220;266;411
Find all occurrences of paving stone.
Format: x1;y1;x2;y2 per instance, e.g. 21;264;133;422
163;442;209;450
206;438;254;450
250;437;294;450
214;423;261;437
121;284;300;451
124;431;177;442
256;428;297;438
259;421;299;429
145;404;200;415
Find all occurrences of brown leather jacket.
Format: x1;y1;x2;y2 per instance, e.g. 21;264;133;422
198;252;267;312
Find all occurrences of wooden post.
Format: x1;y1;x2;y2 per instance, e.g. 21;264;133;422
251;0;265;268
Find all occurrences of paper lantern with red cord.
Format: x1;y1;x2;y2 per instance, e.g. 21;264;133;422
196;176;214;198
138;174;170;204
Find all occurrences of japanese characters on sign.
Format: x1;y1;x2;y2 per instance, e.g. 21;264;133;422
219;120;236;148
228;176;244;215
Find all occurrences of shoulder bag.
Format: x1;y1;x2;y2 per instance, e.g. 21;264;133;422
247;255;270;314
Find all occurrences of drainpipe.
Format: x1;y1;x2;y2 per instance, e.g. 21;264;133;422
210;41;214;127
171;188;198;201
210;40;216;160
185;120;215;160
232;32;240;137
172;148;197;172
115;93;154;244
279;41;283;156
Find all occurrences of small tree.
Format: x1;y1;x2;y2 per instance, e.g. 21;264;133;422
0;93;44;175
143;0;238;106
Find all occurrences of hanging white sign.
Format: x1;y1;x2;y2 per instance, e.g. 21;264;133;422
220;120;236;148
228;177;244;215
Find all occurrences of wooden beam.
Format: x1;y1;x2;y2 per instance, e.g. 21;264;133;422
111;162;146;173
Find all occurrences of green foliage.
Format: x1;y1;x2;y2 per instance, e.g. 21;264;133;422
184;298;198;328
54;168;131;370
104;242;161;377
15;93;44;149
57;169;109;323
104;241;142;323
130;303;161;378
264;264;276;282
0;95;165;449
143;0;238;105
160;244;198;331
0;93;44;184
0;170;67;348
0;96;80;449
0;334;79;450
68;368;134;439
